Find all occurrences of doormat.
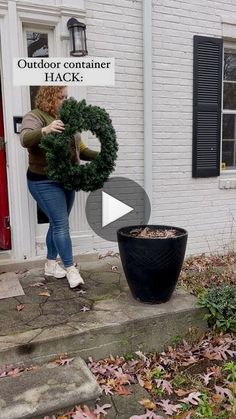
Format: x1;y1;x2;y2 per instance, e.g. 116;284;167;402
0;272;25;299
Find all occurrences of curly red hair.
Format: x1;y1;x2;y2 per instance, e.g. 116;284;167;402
34;86;66;117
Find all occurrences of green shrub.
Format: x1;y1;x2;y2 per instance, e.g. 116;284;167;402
223;361;236;382
198;284;236;332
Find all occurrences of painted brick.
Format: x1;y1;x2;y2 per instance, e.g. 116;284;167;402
84;0;236;256
152;0;236;255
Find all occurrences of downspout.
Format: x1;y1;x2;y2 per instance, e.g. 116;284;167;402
143;0;152;222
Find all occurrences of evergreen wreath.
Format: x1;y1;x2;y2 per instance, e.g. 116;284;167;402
40;98;118;191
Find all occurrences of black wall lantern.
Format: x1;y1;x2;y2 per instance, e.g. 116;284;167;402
67;18;88;57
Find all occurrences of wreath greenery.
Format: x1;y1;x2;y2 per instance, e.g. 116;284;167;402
40;98;118;192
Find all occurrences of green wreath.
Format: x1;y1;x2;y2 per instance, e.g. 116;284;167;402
40;98;118;191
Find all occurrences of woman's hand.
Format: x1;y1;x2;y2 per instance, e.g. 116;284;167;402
41;120;65;135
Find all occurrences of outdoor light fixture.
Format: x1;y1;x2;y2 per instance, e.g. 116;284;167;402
67;18;88;57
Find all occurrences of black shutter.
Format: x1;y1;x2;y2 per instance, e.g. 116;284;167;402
192;35;223;177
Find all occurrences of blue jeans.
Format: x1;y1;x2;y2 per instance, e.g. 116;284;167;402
27;179;75;267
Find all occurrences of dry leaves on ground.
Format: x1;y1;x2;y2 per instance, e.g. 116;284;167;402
180;253;236;295
86;332;235;418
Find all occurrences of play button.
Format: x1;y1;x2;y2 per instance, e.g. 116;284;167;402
85;177;151;242
102;191;134;227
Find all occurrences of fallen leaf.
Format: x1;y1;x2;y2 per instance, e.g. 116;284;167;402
180;391;202;406
178;412;194;419
209;365;222;378
93;403;112;415
186;413;194;419
135;351;148;361
114;367;132;385
137;374;145;387
228;382;236;392
55;356;74;366
204;350;222;361
29;282;45;287
15;269;28;274
80;306;90;312
200;372;214;386
130;413;164;419
139;398;156;410
213;344;236;360
157;399;182;415
212;393;224;404
155;379;173;395
73;404;97;419
107;378;117;388
38;291;50;297
175;389;193;397
181;357;198;366
115;385;132;395
71;413;85;419
98;250;119;259
215;385;233;400
101;384;114;395
16;304;25;312
143;380;153;391
6;367;23;377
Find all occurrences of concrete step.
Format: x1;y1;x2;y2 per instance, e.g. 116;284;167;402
0;256;207;365
0;290;207;367
0;356;101;419
0;252;99;274
0;257;207;418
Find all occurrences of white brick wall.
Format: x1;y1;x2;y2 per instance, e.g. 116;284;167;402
85;0;236;256
153;0;236;253
86;0;144;254
152;0;236;255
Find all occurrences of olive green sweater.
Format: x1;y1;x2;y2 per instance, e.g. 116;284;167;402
20;109;99;175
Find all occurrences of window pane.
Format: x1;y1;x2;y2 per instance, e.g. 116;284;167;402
222;114;236;168
26;31;48;58
26;31;49;109
223;114;235;139
224;49;236;81
223;82;236;110
222;141;235;167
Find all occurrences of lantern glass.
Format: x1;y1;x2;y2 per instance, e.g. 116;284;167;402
67;19;87;56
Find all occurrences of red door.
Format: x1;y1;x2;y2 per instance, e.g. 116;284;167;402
0;92;11;249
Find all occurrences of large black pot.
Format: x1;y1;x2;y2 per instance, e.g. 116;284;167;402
117;225;188;304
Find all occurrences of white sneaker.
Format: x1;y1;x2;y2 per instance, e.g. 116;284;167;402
44;261;67;279
66;266;85;288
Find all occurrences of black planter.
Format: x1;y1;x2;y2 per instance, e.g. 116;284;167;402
117;225;188;304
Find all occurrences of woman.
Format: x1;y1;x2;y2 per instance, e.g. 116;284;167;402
20;86;99;288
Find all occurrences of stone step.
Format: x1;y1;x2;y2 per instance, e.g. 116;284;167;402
0;253;99;274
0;288;207;367
0;357;101;419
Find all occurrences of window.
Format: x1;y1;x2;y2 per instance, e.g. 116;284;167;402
222;47;236;170
26;31;49;109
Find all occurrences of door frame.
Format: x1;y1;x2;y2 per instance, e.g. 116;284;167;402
0;83;11;250
22;24;55;250
0;6;32;260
